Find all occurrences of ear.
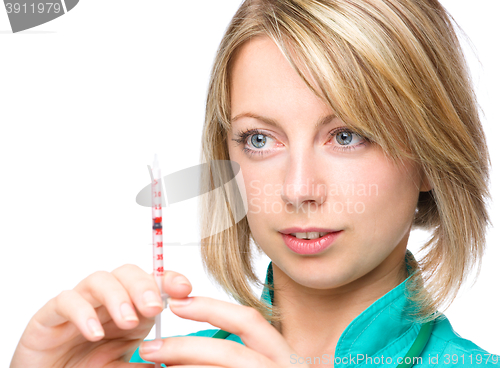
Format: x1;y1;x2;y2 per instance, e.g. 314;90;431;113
419;170;433;192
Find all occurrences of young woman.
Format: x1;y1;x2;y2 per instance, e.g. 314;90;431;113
11;0;499;367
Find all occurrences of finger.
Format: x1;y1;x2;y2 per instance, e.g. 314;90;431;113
162;270;192;298
34;289;106;342
139;336;275;368
110;264;166;319
73;270;141;330
110;265;192;320
165;297;294;366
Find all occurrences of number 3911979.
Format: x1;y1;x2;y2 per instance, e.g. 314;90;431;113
5;3;62;14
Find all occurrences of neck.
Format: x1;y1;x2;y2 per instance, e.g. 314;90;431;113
271;243;409;357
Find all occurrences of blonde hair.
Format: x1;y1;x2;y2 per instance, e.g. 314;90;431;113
199;0;492;324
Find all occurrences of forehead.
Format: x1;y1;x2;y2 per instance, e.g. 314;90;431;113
230;36;320;94
229;36;332;122
231;37;299;86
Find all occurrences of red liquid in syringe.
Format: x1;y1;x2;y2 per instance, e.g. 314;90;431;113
151;174;164;289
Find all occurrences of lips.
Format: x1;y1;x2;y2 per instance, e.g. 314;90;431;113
281;230;342;255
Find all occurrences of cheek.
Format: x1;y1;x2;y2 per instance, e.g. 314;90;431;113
243;178;271;249
237;160;286;243
244;170;278;219
345;157;420;241
229;147;282;210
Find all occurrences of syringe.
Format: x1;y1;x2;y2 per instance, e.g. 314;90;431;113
148;154;169;368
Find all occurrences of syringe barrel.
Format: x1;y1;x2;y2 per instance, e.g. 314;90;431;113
151;167;166;300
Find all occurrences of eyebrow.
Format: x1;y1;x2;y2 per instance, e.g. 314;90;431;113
230;112;337;129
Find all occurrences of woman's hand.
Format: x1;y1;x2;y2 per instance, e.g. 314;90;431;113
10;265;192;368
138;296;307;368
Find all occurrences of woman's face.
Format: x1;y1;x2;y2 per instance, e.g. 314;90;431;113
227;36;431;291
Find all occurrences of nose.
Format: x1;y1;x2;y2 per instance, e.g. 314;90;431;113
280;152;327;209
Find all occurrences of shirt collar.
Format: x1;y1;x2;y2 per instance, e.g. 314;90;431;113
260;250;424;364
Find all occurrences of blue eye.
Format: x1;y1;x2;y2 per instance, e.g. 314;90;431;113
232;128;274;157
250;132;267;149
232;127;369;157
328;128;368;152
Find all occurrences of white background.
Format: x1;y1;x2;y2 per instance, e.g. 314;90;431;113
1;1;498;366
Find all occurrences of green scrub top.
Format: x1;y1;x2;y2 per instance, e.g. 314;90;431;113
130;250;500;366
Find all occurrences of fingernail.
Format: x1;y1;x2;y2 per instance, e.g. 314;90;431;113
120;302;139;322
173;275;190;286
167;297;192;307
140;339;163;354
143;290;163;308
87;318;104;338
